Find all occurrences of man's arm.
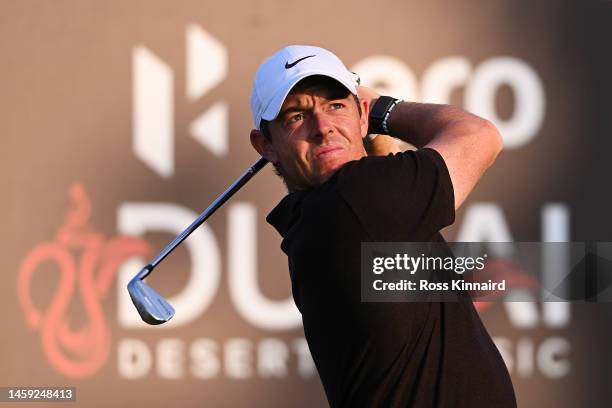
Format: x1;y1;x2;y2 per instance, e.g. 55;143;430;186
360;88;503;210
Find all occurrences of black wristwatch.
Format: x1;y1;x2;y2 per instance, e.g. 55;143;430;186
368;96;402;135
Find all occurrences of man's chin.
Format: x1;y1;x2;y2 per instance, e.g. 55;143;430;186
314;161;349;185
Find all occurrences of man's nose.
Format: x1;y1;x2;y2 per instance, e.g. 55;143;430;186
309;111;333;141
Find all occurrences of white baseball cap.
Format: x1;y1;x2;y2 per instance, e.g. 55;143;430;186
250;45;358;130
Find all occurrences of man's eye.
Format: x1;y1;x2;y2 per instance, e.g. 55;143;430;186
288;113;303;123
330;102;344;110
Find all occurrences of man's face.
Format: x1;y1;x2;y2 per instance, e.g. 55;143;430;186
263;77;368;190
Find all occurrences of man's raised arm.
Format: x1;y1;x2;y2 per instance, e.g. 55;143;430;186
361;87;503;210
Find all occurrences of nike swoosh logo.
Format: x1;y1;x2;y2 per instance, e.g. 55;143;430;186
285;55;316;69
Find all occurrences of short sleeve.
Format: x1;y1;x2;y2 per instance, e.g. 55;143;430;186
335;147;455;241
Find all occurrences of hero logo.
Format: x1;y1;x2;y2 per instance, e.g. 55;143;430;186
132;24;229;177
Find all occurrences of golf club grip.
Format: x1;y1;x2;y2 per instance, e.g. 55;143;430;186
145;157;269;275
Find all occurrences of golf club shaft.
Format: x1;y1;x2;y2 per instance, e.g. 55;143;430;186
138;157;268;280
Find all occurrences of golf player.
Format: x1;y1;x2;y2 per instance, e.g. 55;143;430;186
249;45;516;407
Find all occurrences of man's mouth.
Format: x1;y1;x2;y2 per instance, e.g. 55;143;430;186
315;146;344;158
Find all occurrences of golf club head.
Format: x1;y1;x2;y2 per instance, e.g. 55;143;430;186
127;276;175;325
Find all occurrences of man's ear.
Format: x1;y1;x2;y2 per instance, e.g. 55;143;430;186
250;129;279;163
359;97;370;138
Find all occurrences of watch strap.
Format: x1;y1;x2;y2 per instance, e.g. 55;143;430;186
368;96;401;135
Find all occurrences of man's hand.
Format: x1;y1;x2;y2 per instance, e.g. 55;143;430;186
365;135;402;156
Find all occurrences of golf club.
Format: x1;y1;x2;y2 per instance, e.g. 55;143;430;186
127;157;268;325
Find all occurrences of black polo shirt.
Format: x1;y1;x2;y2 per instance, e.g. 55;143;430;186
267;148;516;407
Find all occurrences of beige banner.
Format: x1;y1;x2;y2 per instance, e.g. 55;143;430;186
2;0;609;407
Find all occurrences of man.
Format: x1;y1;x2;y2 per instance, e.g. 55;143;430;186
249;45;516;407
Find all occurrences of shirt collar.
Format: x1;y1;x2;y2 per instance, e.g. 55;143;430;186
266;190;309;237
